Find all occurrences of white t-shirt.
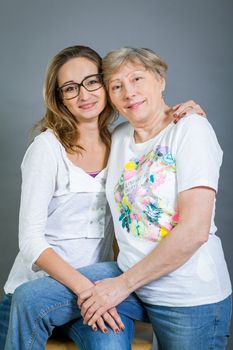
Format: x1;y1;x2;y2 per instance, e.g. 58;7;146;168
106;115;231;306
4;129;114;294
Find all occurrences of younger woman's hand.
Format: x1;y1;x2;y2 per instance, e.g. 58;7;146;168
94;308;125;333
172;100;206;123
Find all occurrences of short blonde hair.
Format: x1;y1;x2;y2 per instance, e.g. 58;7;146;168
102;47;168;88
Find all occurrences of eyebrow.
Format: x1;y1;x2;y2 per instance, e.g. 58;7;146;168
59;80;76;87
60;73;100;87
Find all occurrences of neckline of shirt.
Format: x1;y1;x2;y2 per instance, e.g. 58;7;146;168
129;121;174;152
45;128;107;180
87;170;101;178
61;144;107;179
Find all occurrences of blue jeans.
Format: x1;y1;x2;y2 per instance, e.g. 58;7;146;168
2;262;148;350
1;260;231;350
144;295;232;350
0;293;12;349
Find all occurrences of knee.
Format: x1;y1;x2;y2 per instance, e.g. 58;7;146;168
12;283;34;310
12;279;44;310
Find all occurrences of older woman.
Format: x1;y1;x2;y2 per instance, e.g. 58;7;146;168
79;48;232;350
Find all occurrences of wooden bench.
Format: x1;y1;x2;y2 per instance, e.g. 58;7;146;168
46;320;154;350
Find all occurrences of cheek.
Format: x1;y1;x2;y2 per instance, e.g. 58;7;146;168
149;87;162;103
62;99;67;107
101;91;107;106
63;99;77;114
97;89;107;106
109;94;121;110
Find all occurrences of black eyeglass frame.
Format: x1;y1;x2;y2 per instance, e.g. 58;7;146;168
57;73;104;100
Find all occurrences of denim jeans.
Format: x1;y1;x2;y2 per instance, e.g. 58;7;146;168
2;262;148;350
144;295;232;350
1;260;231;350
0;293;12;349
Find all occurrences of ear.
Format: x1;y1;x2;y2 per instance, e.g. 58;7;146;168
161;77;166;93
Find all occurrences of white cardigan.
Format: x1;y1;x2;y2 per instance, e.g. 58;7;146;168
4;129;114;294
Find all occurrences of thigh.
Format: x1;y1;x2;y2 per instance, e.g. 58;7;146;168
62;314;134;350
144;295;232;350
0;294;12;349
212;295;232;349
11;262;122;326
12;262;147;326
12;275;81;327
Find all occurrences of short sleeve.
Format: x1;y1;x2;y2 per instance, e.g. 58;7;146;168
175;115;223;193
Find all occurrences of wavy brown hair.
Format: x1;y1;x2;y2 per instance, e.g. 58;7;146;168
35;45;115;153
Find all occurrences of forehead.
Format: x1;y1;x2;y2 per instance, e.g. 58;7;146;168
58;57;98;84
109;60;146;81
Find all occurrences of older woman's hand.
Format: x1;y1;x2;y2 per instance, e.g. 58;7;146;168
172;100;206;123
78;275;130;327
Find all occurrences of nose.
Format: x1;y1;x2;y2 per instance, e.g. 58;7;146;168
78;85;90;100
122;82;135;99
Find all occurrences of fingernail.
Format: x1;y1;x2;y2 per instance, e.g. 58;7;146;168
173;120;177;124
120;325;125;331
83;321;86;325
115;328;120;334
173;113;177;117
103;328;108;334
93;327;97;332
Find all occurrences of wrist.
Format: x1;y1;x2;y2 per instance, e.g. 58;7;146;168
71;276;94;296
118;273;134;295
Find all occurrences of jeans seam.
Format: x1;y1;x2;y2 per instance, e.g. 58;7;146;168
209;315;218;350
28;300;77;350
65;324;87;350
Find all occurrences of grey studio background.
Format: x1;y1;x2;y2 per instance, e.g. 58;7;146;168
0;0;233;347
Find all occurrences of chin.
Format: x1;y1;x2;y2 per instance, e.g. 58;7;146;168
77;112;100;122
127;113;147;124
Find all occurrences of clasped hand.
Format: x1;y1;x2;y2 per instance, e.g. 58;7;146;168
78;276;130;328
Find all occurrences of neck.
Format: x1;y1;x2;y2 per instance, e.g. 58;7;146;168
133;103;173;143
76;119;101;146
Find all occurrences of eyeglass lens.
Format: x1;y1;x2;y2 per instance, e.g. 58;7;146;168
60;74;103;100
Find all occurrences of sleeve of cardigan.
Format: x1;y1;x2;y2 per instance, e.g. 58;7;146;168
18;135;57;271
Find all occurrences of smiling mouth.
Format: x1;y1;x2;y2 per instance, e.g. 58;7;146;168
79;102;97;110
127;100;145;109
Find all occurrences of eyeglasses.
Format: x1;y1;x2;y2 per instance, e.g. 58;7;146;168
58;73;103;100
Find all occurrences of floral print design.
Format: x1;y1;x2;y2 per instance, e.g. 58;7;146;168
114;145;179;242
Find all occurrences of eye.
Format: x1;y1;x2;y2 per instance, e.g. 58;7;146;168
63;84;76;93
111;84;122;92
87;78;99;86
134;76;143;82
84;74;102;87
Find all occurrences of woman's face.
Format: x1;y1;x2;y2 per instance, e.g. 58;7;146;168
108;61;165;126
58;57;107;123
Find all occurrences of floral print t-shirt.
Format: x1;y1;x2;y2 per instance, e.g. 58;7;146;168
114;144;179;242
106;115;231;306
